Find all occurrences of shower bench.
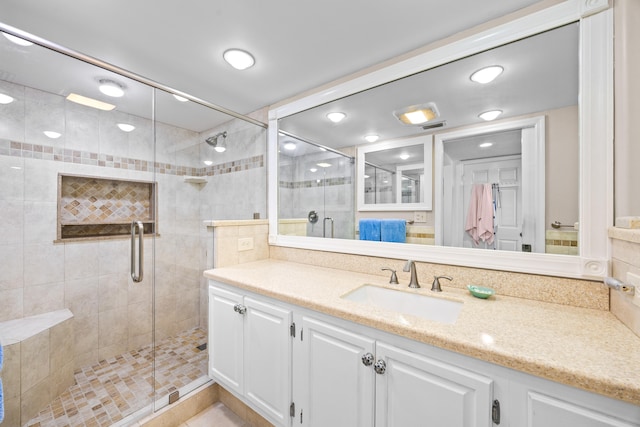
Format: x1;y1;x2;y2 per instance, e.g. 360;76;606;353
0;309;75;426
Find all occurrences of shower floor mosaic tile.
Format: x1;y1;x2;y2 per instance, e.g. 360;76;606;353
25;327;208;427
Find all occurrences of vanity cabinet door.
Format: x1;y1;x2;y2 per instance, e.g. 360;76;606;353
208;285;245;395
374;342;493;427
299;316;376;427
524;391;639;427
244;296;292;426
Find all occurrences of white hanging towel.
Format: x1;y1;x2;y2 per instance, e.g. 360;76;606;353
465;183;495;246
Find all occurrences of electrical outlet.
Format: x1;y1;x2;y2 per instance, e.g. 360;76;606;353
413;211;427;223
238;237;254;252
626;272;640;307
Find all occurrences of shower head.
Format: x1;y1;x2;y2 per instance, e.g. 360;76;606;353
206;131;227;152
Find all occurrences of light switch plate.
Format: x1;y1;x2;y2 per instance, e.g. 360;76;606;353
413;211;427;223
238;237;254;252
626;272;640;306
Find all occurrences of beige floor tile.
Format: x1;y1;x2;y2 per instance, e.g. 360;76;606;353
186;402;248;427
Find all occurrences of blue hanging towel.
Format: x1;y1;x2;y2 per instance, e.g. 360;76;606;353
381;219;407;243
0;377;4;424
359;219;381;241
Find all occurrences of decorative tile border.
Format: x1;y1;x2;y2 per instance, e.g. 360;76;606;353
279;176;352;189
0;140;263;177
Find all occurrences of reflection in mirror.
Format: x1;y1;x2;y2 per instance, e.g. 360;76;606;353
357;136;432;211
278;133;354;239
277;22;579;255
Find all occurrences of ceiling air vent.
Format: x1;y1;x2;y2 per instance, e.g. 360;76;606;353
422;120;446;130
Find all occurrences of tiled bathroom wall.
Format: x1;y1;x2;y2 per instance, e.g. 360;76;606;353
0;79;267;371
609;225;640;338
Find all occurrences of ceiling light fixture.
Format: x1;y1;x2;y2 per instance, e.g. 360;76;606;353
284;142;297;150
316;162;331;168
479;142;494;148
394;102;439;125
478;110;502;121
117;123;136;132
223;49;255;70
399;154;410;160
203;160;213;166
326;112;346;123
173;94;189;102
98;79;125;98
470;65;504;84
309;168;318;173
66;93;116;111
43;131;61;139
364;134;379;143
2;32;33;46
0;93;15;104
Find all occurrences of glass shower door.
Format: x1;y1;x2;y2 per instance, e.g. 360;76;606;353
0;29;156;426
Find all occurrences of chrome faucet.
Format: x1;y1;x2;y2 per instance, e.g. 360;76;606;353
403;260;420;288
431;275;452;292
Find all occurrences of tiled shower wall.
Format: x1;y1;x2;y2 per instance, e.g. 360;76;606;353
0;79;267;369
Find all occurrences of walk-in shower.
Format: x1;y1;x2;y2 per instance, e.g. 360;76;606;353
0;25;267;427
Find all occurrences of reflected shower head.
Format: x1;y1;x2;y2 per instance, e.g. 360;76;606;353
206;131;227;152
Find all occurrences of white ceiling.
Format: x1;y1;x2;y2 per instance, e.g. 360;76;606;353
0;0;546;125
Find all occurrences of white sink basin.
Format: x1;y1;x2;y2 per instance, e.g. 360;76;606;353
341;285;463;324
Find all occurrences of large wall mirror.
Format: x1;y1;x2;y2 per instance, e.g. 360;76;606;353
268;0;612;279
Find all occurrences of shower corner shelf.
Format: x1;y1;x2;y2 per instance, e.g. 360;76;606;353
184;176;208;184
57;173;158;242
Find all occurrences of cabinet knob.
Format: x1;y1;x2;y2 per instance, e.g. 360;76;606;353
361;353;374;366
233;304;247;314
374;359;386;375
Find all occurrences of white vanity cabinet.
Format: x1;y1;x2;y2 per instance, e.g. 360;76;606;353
508;376;640;427
296;316;494;427
296;316;376;426
208;283;293;427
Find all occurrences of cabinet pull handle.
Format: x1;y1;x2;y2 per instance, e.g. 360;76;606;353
233;304;247;315
374;359;386;374
361;353;374;366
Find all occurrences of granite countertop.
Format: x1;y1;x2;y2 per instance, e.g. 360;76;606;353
204;259;640;406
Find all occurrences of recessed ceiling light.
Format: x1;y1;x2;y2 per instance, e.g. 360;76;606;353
309;168;318;173
479;142;493;148
327;112;346;123
0;93;14;104
98;79;125;98
43;131;61;139
399;154;410;160
470;65;504;84
363;174;370;179
478;110;502;121
394;102;439;125
204;160;213;166
2;32;33;46
173;94;189;102
66;93;116;111
284;142;296;150
223;49;255;70
117;123;135;132
364;134;379;143
316;162;331;168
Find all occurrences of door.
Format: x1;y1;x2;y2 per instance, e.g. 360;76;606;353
459;156;522;251
244;296;293;426
300;317;375;427
526;392;638;427
208;285;244;395
375;342;493;427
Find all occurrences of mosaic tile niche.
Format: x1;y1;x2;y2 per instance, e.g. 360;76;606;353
57;174;157;241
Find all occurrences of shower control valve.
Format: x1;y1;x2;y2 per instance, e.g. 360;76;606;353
233;304;247;315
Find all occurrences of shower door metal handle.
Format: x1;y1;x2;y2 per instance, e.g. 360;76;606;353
130;221;144;283
323;217;334;238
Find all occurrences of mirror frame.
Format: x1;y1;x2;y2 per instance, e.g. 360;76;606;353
268;0;613;279
357;135;433;211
